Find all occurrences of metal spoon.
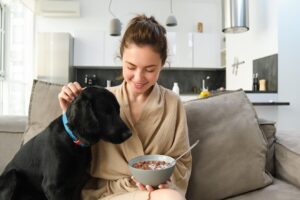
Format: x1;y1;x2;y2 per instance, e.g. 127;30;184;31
171;139;199;165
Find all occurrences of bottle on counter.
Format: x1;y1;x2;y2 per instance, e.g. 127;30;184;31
92;74;97;85
252;73;259;91
106;80;111;87
172;82;180;95
84;74;88;85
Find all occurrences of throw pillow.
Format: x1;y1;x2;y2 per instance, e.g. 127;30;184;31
184;90;272;200
23;80;63;144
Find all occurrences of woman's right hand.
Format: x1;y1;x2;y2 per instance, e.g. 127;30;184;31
131;176;170;192
58;82;83;113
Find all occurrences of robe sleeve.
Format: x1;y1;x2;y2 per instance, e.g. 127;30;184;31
165;95;192;195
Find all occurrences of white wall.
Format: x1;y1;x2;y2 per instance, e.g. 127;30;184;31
225;0;278;90
34;0;221;68
35;0;221;35
227;0;300;131
277;0;300;131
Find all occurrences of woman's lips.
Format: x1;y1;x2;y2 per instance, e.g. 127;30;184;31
134;82;147;89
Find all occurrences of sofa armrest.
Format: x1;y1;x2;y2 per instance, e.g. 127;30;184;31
258;118;276;176
0;116;26;173
0;132;23;173
275;131;300;189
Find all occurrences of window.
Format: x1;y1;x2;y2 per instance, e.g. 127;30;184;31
0;0;34;116
0;4;4;80
0;3;5;115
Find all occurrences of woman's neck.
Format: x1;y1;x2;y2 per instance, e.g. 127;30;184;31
126;84;153;103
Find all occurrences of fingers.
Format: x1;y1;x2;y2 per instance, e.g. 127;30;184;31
58;82;82;113
158;183;168;189
73;82;83;94
131;176;146;191
67;82;82;97
158;179;171;189
131;176;161;192
145;185;155;192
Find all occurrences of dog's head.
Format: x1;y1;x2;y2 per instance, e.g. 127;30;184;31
66;86;132;146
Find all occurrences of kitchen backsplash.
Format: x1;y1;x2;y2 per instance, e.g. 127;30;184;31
74;67;225;94
253;54;278;92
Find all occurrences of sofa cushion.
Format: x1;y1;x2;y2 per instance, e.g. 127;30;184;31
227;178;300;200
184;90;272;200
275;130;300;189
23;80;63;144
258;118;276;176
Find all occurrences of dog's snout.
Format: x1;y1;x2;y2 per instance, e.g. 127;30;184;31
104;119;132;144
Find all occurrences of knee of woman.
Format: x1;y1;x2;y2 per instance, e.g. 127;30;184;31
151;189;185;200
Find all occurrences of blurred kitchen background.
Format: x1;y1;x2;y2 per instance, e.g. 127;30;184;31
0;0;299;131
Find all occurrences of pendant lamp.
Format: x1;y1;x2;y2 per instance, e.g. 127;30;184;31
166;0;177;26
109;0;121;36
222;0;249;33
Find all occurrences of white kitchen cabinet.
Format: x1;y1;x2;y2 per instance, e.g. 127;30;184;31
73;31;104;66
166;32;193;68
220;35;226;68
36;32;73;84
104;34;122;66
193;33;221;68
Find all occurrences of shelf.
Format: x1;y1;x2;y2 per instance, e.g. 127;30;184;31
245;90;277;94
252;102;290;106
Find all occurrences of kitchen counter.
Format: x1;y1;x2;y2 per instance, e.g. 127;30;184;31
180;94;290;106
251;102;290;106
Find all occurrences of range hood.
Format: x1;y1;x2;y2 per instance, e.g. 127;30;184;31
222;0;249;33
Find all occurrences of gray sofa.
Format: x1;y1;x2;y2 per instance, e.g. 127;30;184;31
1;80;300;200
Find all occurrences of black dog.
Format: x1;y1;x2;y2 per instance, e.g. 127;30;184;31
0;86;132;200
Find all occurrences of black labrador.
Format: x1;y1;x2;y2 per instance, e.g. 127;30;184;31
0;86;132;200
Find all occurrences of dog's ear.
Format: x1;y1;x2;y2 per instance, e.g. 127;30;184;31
67;94;100;134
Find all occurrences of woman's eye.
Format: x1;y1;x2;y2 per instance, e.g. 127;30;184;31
127;66;135;70
146;68;155;72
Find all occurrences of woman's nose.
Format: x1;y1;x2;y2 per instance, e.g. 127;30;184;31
134;69;144;81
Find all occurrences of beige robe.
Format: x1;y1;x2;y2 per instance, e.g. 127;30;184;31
82;82;192;199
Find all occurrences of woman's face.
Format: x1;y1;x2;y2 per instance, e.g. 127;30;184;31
122;44;162;96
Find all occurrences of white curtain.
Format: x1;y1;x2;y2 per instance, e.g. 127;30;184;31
0;0;34;116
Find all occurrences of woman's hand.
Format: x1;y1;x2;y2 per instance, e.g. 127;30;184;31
131;176;170;192
58;82;83;112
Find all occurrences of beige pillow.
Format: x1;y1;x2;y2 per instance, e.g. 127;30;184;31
184;90;272;200
23;80;63;144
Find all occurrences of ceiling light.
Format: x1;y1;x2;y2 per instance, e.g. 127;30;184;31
166;0;177;27
108;0;121;36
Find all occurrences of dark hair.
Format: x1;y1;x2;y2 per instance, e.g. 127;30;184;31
120;14;167;66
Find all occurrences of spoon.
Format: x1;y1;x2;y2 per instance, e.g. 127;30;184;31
171;139;199;165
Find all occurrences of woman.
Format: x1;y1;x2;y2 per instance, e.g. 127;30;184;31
58;14;192;200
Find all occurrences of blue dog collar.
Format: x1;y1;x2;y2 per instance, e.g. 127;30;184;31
62;113;87;147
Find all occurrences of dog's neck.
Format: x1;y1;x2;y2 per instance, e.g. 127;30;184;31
62;113;88;147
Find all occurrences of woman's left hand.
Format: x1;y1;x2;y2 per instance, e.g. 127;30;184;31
131;176;170;192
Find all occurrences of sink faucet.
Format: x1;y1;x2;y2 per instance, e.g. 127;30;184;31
202;76;210;90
